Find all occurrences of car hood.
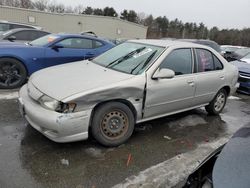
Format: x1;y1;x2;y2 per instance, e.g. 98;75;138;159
30;61;135;101
241;58;250;64
213;124;250;188
0;41;30;48
230;60;250;73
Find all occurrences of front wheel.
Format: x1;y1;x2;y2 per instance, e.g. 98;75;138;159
0;58;27;89
205;89;227;115
91;102;135;147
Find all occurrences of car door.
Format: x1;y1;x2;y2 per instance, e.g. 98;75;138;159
44;37;97;67
144;48;196;118
193;48;225;105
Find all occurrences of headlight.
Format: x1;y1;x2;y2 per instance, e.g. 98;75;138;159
56;102;77;113
39;95;59;111
39;95;77;113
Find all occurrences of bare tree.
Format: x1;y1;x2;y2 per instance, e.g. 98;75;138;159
47;2;64;13
20;0;33;8
32;0;48;11
74;4;85;14
65;6;74;13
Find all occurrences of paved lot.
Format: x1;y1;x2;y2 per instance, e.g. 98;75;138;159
0;91;249;188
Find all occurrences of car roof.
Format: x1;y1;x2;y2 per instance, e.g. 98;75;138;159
0;20;42;29
53;33;112;42
129;39;215;50
2;28;49;33
213;124;250;188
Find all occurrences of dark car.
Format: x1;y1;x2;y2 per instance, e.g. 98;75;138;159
0;34;115;89
0;20;41;33
178;39;222;54
224;48;250;62
0;28;50;43
183;124;250;188
230;60;250;94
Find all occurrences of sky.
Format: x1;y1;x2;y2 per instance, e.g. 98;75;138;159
54;0;250;29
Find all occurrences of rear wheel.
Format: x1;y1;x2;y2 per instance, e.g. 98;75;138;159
205;89;227;115
0;58;27;89
91;102;135;147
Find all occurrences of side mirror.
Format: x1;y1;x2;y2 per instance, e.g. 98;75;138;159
152;68;175;79
51;44;64;50
7;35;16;42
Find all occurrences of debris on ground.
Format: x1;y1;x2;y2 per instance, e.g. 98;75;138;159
135;124;153;131
61;159;69;166
126;153;132;167
163;136;172;140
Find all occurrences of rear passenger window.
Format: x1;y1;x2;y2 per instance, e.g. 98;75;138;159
213;55;223;70
159;48;192;75
196;49;214;72
196;49;223;72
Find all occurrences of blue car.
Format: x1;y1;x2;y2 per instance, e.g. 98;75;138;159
231;60;250;94
0;34;114;89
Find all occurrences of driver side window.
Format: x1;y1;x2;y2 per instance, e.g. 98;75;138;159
159;48;193;75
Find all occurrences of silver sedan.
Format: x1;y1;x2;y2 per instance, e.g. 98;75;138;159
18;40;239;146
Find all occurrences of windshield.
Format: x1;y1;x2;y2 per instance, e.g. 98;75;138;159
29;34;59;46
92;42;165;75
235;48;250;57
242;52;250;59
222;46;240;52
0;23;10;32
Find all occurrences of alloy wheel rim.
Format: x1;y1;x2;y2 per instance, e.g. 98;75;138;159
214;93;225;112
0;61;22;87
100;110;129;140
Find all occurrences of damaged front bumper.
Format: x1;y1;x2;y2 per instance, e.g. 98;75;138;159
18;85;92;143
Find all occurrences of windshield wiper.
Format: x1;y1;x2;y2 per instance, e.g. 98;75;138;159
106;47;146;68
25;42;32;46
130;50;158;74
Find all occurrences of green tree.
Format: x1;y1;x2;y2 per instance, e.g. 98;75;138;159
103;7;118;17
93;8;103;15
120;10;129;20
83;6;93;15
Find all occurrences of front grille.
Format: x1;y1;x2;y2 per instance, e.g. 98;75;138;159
239;71;250;83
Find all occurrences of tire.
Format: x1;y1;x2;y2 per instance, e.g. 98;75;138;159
91;102;135;147
0;58;27;89
205;89;227;115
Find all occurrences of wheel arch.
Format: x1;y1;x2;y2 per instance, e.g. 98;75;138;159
89;99;138;131
221;85;231;96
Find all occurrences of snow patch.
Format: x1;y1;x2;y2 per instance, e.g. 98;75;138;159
0;92;18;100
85;148;104;158
169;114;207;129
228;96;241;100
112;137;229;188
61;159;69;166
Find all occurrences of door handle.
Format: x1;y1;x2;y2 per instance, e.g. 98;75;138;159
187;80;195;87
86;52;95;56
219;75;225;80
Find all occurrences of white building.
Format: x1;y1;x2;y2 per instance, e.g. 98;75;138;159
0;6;147;39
